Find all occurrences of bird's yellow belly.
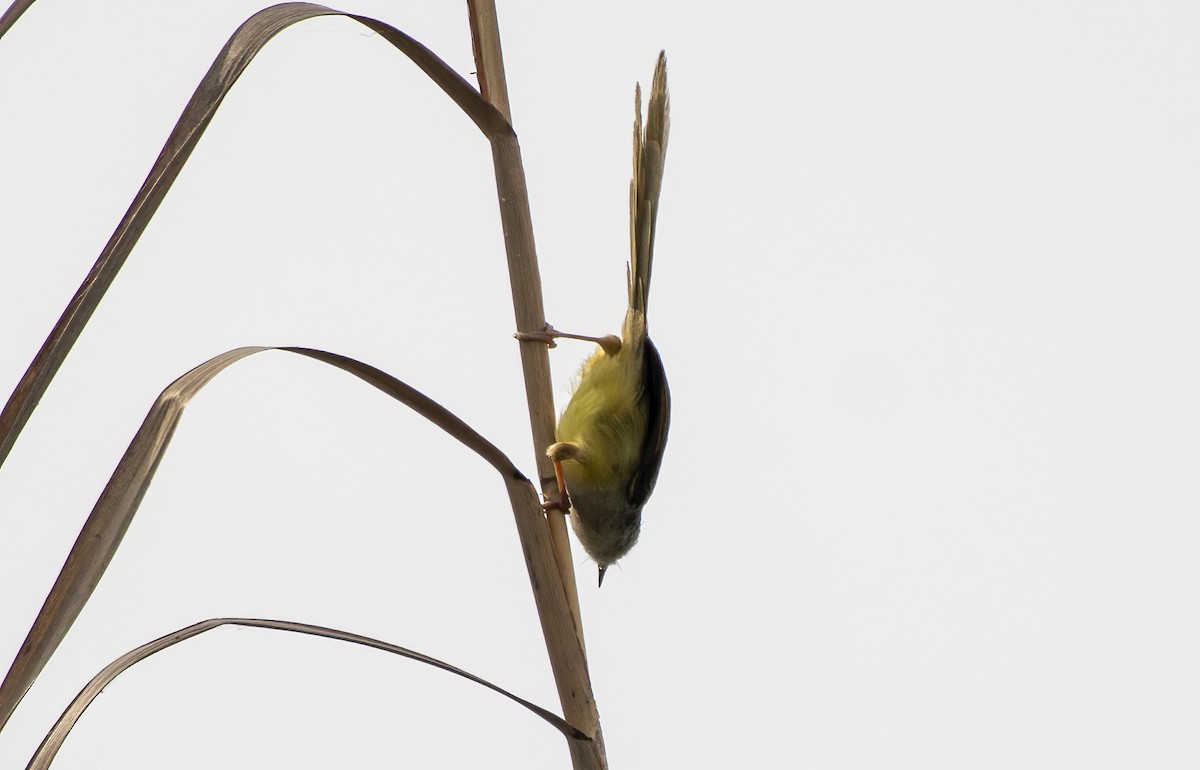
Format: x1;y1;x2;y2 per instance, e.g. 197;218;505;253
555;350;647;487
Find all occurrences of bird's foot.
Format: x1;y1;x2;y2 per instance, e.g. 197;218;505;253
514;324;560;349
541;490;572;515
515;324;622;356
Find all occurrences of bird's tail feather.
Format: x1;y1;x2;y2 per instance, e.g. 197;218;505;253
628;51;670;320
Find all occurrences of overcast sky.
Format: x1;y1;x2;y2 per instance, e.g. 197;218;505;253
2;1;1200;768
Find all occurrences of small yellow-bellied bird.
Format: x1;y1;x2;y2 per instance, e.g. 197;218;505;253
520;52;671;586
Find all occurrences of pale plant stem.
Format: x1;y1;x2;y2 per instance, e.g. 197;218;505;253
466;3;605;768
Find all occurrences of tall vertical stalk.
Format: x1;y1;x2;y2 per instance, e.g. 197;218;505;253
466;3;606;768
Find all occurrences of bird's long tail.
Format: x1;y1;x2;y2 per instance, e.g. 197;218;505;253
628;51;670;321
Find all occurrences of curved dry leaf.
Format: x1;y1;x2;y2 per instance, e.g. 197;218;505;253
283;347;519;477
0;0;35;40
3;2;599;759
0;1;511;470
0;346;539;731
26;617;588;770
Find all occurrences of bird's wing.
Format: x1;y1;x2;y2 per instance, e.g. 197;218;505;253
628;338;671;508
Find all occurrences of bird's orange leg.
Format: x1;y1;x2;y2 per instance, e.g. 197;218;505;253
544;456;571;514
516;324;623;356
545;441;586;514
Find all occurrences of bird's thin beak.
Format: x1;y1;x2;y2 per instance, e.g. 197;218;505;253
598;566;608;587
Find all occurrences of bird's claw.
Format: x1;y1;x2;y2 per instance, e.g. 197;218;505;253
514;324;559;349
542;490;571;515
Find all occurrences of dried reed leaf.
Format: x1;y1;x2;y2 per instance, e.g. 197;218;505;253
3;3;598;760
0;1;510;471
0;346;559;733
26;617;587;770
0;0;34;40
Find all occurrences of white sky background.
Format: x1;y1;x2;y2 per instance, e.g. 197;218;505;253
1;1;1199;767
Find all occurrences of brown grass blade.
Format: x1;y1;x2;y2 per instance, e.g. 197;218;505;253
0;0;35;40
4;2;598;761
0;346;570;735
0;1;511;471
25;617;587;770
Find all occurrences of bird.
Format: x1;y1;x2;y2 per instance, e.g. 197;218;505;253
518;52;671;586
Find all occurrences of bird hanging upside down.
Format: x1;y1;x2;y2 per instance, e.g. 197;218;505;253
518;52;672;586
